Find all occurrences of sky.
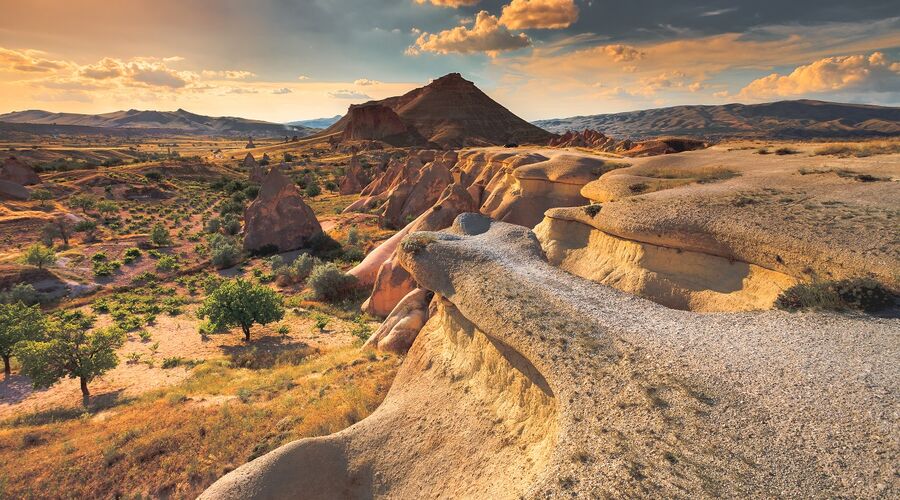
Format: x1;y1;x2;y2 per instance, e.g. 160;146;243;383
0;0;898;122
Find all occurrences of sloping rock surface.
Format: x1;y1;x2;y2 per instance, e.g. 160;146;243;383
243;169;322;252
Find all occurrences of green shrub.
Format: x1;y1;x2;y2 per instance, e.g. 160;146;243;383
0;283;41;306
775;278;894;312
307;263;358;302
150;223;172;247
400;234;436;255
122;247;142;264
156;255;179;273
208;233;241;269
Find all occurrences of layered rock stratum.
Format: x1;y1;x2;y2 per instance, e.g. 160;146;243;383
204;214;899;498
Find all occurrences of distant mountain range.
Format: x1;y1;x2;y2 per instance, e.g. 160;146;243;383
0;109;316;137
287;115;342;129
533;100;900;140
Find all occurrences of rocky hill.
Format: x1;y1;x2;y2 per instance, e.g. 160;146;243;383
533;100;900;140
324;73;554;148
0;109;315;137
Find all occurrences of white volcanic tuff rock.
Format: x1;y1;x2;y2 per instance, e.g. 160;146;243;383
204;214;899;498
242;169;322;252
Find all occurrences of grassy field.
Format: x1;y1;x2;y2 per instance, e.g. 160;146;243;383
0;345;397;499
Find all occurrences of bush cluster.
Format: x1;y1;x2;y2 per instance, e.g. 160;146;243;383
775;278;894;313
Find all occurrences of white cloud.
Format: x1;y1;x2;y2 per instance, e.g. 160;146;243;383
408;11;531;56
499;0;579;30
354;78;382;86
297;75;310;80
327;89;372;99
738;52;900;99
272;87;292;94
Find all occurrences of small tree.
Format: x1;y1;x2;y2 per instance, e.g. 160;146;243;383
96;200;118;219
69;195;96;214
31;189;53;207
150;223;172;246
15;311;125;405
22;243;56;269
42;217;72;247
208;233;240;269
198;279;284;341
304;182;321;198
0;302;46;378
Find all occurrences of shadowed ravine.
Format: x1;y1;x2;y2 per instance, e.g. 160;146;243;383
204;214;898;498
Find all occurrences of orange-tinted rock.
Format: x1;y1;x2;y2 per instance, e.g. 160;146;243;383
339;153;370;195
363;288;433;354
325;73;554;148
243;169;322;252
0;157;41;186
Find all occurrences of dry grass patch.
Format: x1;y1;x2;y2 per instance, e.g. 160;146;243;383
813;141;900;157
0;346;397;499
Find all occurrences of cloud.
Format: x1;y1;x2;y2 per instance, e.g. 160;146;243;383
700;7;738;17
272;87;292;94
354;78;382;86
413;0;480;7
202;70;256;79
79;58;124;79
603;44;644;63
226;87;258;95
0;48;67;73
738;52;900;99
297;75;310;80
499;0;579;30
328;89;372;99
408;11;531;56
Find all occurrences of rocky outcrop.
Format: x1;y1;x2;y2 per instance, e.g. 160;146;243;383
242;169;322;252
535;145;900;310
325;73;555;148
205;214;899;499
0;157;41;186
548;129;633;151
243;153;266;183
338;154;369;195
0;180;30;200
358;182;477;318
363;288;433;354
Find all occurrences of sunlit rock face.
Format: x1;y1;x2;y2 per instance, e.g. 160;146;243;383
242;168;322;253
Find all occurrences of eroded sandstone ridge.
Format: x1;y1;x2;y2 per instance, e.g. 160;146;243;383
204;214;898;498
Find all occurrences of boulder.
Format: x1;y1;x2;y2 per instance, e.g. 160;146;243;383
243;169;322;252
1;157;41;185
0;180;30;200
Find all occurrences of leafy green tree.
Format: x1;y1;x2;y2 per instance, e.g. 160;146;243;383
69;195;96;214
15;311;125;405
0;302;46;377
22;243;56;269
304;182;321;198
208;233;240;269
198;279;284;341
150;223;171;246
31;189;53;207
42;217;73;247
96;200;118;218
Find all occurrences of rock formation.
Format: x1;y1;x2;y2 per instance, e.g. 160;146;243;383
535;144;899;311
243;153;266;183
245;137;255;149
338;153;369;195
243;168;322;253
0;180;31;200
363;288;433;353
352;182;477;318
548;129;633;151
325;73;555;148
204;214;898;499
0;157;41;186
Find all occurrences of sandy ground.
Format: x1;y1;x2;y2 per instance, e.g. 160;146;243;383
0;303;367;419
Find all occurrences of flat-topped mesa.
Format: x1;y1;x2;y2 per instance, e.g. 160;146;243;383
325;73;555;148
204;214;898;499
242;168;322;253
